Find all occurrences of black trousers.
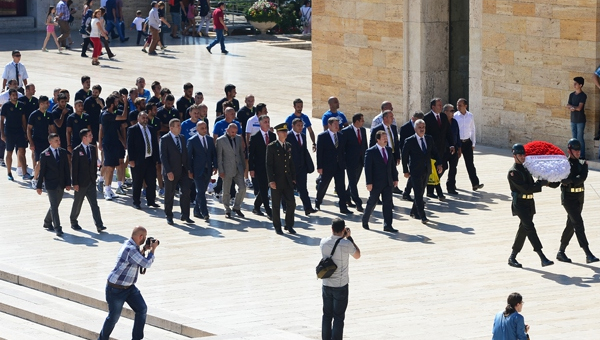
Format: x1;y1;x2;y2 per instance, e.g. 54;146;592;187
345;163;363;207
164;170;191;219
459;139;480;187
512;209;543;253
316;167;348;208
427;169;445;196
132;158;157;206
100;36;114;57
410;174;428;220
403;178;413;197
253;172;272;214
295;168;313;212
44;188;64;228
70;183;103;227
272;185;295;228
362;184;393;228
561;194;589;249
81;37;91;56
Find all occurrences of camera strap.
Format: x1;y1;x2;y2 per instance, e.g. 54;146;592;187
139;248;148;275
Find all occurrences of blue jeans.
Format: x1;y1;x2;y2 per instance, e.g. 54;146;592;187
105;20;125;41
322;284;349;340
98;284;147;340
208;29;226;52
571;122;586;158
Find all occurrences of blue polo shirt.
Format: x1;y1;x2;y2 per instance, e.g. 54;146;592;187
285;112;312;135
212;119;242;137
322;110;348;127
180;118;198;141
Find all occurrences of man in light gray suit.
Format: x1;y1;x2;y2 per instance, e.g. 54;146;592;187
160;118;194;225
216;123;246;218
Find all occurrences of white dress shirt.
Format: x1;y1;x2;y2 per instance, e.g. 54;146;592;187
138;123;152;158
2;61;28;87
453;110;476;146
328;129;338;145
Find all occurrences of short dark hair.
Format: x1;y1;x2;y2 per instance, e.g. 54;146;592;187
352;113;363;123
39;95;49;103
382;110;393;119
293;98;303;106
195;91;204;96
105;94;117;108
7;88;17;95
292;117;303;126
183;82;193;91
79;128;91;139
256;103;267;113
217;1;225;7
145;102;157;112
574;77;584;86
74;100;84;106
376;130;387;140
151;81;161;91
119;88;128;96
169;118;180;127
11;50;20;56
160;88;171;96
92;84;102;92
48;133;59;141
224;84;236;94
430;97;442;109
81;75;90;84
331;218;345;233
222;101;235;109
457;98;468;106
57;93;67;101
165;94;175;102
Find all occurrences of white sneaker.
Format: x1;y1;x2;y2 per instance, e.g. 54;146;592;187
104;192;113;201
17;168;23;176
207;182;215;194
245;178;253;188
31;179;38;189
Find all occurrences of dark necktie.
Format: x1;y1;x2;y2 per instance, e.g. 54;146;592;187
265;132;269;145
54;149;60;163
175;136;181;153
15;63;19;86
436;114;441;127
297;133;302;146
334;133;338;148
144;127;151;155
229;136;235;149
86;146;91;163
382;148;388;164
357;129;362;145
386;126;394;152
420;137;427;154
202;136;208;151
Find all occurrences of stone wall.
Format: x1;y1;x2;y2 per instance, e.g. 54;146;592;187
311;0;404;124
476;0;600;154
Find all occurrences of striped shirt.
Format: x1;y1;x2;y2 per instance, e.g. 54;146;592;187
107;238;154;286
56;1;70;21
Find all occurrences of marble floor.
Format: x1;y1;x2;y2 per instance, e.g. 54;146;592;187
0;32;599;339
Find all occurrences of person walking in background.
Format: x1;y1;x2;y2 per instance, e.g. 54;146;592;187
206;2;228;55
197;0;210;37
80;1;94;58
567;77;587;159
453;98;484;192
132;10;147;45
300;0;311;35
56;0;72;49
42;6;62;53
491;293;529;340
89;9;107;66
169;0;183;39
443;103;461;195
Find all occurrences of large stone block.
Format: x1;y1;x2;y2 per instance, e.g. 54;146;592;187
560;20;596;41
512;3;535;16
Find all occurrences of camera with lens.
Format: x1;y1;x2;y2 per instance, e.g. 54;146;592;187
145;237;160;247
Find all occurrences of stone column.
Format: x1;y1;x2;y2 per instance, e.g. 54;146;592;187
403;0;449;116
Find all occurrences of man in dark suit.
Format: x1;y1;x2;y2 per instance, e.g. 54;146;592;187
423;98;455;200
159;118;193;225
267;123;297;234
248;115;276;219
287;118;317;216
398;112;424;201
69;129;105;232
402;119;442;224
36;133;71;236
370;110;401;196
363;130;399;232
343;113;367;211
187;120;217;221
316;117;352;214
127;112;160;210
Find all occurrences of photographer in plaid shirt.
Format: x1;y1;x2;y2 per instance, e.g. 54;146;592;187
98;226;159;340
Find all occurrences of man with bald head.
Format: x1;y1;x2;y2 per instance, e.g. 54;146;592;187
321;96;349;131
371;101;397;129
99;226;158;340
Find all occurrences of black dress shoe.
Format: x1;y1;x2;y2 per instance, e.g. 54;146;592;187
421;218;429;224
44;224;55;231
402;195;414;201
266;212;272;220
306;208;317;215
473;184;484;191
362;222;369;230
508;257;522;268
286;226;297;234
556;251;572;263
393;187;403;194
194;212;204;219
383;226;398;233
340;208;354;214
314;201;321;210
133;203;142;209
426;193;438;199
96;226;107;232
233;209;245;217
204;214;210;221
71;224;82;231
347;201;356;208
225;211;231;218
438;195;446;201
541;258;554;267
147;203;161;208
252;208;264;216
447;190;458;195
586;255;600;263
356;205;364;212
274;226;283;235
166;217;174;225
181;216;195;223
55;227;64;236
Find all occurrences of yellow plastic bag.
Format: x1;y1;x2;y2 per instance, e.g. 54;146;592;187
427;159;439;186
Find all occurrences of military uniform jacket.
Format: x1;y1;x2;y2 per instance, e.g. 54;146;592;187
266;140;296;189
560;157;588;204
507;163;543;216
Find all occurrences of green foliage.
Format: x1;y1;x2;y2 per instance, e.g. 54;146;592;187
272;0;303;34
245;1;282;24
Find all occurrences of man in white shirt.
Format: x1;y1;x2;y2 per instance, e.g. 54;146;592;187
320;218;360;340
2;50;28;90
453;98;483;191
370;101;397;129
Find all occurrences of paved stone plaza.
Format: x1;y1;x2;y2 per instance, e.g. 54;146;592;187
0;33;599;339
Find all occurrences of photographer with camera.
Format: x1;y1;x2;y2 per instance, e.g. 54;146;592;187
320;218;360;340
98;226;159;340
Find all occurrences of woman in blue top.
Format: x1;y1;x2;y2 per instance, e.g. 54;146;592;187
492;292;530;340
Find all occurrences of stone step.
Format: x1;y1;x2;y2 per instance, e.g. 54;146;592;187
0;16;36;33
0;280;192;340
0;311;83;340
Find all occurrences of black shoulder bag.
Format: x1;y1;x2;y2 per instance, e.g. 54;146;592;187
316;238;342;279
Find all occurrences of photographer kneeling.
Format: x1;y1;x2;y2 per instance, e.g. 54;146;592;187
98;226;159;340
